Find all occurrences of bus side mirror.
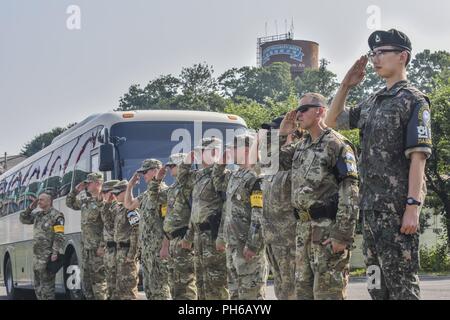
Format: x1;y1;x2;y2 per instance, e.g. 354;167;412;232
99;143;114;172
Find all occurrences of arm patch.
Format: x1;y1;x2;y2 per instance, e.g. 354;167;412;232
334;146;358;182
250;178;263;208
406;99;432;150
160;204;168;217
127;210;140;226
53;217;65;233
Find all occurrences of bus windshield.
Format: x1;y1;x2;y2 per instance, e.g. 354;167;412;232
110;121;246;192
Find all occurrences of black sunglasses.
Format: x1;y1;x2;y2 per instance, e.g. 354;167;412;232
296;105;320;113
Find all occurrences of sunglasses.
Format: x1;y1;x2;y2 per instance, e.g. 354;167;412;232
296;105;320;113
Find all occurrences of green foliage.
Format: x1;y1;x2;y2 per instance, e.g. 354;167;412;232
294;59;339;99
420;236;450;273
338;129;360;150
20;124;75;157
218;62;295;103
408;50;450;93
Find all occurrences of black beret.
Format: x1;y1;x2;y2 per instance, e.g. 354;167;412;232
261;116;284;130
368;29;412;51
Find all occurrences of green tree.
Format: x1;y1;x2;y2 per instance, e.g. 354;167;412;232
294;59;339;99
426;84;450;245
21;124;75;157
408;50;450;93
218;62;294;104
117;63;225;112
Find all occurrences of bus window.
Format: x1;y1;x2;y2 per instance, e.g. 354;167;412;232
90;151;99;173
110;121;246;193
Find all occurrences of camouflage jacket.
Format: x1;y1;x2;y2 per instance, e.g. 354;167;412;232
212;164;264;252
177;163;224;241
101;201;116;242
279;128;359;245
113;201;139;260
149;178;192;238
140;180;167;250
20;207;65;260
66;190;104;250
261;170;297;246
336;80;431;213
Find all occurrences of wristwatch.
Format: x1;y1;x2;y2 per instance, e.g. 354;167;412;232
406;197;421;206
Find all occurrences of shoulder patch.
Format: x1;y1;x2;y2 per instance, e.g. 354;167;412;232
53;217;65;233
160;204;168;218
334;145;358;181
127;210;140;226
250;178;263;208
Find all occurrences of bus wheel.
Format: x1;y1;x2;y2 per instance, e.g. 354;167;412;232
4;257;24;300
64;251;84;300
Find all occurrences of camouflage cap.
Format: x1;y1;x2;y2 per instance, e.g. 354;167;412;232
136;159;162;173
111;180;128;195
165;153;187;166
84;172;104;183
195;137;222;151
101;180;120;192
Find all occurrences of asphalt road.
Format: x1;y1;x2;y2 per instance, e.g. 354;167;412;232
1;277;450;300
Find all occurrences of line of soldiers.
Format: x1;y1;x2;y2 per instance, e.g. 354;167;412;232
21;28;432;300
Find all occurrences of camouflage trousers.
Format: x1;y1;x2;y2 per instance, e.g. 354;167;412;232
33;256;56;300
265;243;296;300
104;246;117;300
226;244;268;300
81;248;107;300
363;210;420;300
168;237;197;300
113;247;139;300
193;229;229;300
295;220;350;300
142;244;171;300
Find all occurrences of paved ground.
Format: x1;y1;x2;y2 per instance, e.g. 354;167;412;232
2;276;450;300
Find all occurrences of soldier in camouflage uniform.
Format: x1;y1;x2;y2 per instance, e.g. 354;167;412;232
66;172;107;300
124;159;171;300
259;119;300;300
326;29;432;300
100;180;120;299
178;137;229;300
148;153;197;300
279;93;359;300
213;134;268;300
20;192;65;300
110;180;140;300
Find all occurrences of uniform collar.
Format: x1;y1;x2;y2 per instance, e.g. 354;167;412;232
377;80;408;97
304;128;331;147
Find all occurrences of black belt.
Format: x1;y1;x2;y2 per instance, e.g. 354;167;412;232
198;221;211;232
106;241;116;248
117;242;130;248
309;200;338;221
169;227;189;240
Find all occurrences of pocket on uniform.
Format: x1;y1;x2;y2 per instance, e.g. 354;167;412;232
311;226;326;245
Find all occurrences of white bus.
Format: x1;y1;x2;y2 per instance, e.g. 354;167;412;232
0;110;247;299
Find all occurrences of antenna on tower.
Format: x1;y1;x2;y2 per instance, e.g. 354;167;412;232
285;19;288;34
290;17;294;35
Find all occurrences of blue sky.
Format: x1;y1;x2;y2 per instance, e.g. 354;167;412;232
1;0;449;155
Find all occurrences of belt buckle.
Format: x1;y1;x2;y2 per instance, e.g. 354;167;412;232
299;210;311;223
